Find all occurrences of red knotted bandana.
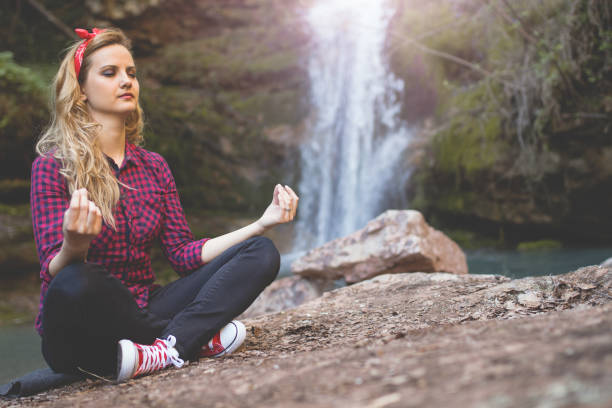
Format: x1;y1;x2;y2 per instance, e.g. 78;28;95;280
74;28;105;78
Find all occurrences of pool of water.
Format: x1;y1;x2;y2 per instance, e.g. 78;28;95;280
0;324;45;386
466;247;611;279
1;247;610;387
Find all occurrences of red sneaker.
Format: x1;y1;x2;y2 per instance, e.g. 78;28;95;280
200;321;246;358
116;335;184;382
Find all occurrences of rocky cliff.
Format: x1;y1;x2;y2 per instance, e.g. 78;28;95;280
389;0;612;245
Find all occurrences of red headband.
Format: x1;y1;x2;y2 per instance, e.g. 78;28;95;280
74;28;105;78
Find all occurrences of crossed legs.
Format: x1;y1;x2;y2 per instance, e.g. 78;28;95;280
41;236;280;375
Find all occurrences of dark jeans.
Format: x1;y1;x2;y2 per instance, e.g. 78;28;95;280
41;236;280;376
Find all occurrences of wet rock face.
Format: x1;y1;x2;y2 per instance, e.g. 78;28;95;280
291;209;468;283
12;266;612;407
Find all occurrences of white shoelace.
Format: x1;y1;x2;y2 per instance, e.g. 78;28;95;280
162;335;185;368
136;335;184;376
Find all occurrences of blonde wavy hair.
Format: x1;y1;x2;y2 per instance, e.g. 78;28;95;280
36;28;144;230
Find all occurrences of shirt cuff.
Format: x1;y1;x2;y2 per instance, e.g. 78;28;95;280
40;247;62;283
183;237;210;270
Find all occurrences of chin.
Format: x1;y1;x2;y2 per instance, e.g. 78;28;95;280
117;106;138;115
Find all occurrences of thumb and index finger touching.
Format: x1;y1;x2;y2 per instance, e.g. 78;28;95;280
273;184;300;204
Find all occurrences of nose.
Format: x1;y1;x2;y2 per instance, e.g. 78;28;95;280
119;71;132;88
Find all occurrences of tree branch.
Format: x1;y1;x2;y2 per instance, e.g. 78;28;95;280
498;0;538;43
481;0;537;44
387;30;523;90
25;0;77;40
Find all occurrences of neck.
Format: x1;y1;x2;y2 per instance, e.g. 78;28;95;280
90;111;126;166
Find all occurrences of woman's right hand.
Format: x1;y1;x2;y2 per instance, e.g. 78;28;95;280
61;188;102;257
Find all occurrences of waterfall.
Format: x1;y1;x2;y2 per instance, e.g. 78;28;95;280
293;0;413;252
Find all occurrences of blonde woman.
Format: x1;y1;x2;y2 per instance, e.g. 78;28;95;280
31;27;298;382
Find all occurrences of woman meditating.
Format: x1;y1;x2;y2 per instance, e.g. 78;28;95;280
31;27;299;382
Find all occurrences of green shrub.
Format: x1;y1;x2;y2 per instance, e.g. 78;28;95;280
0;52;49;180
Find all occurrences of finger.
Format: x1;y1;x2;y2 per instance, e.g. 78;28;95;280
69;188;81;208
285;185;298;219
280;188;292;221
282;186;295;220
66;189;86;228
273;184;281;206
76;189;89;233
93;206;102;234
276;187;287;220
285;185;299;201
86;201;98;233
65;189;82;228
277;186;287;205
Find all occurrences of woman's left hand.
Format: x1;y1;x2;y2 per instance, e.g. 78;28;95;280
257;184;299;231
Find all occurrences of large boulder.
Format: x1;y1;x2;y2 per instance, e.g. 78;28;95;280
291;209;468;283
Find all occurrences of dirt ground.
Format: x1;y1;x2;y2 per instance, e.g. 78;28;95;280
2;266;611;408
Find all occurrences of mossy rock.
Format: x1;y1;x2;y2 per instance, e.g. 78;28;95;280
517;240;563;251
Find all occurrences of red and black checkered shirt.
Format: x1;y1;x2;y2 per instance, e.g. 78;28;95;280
30;143;209;336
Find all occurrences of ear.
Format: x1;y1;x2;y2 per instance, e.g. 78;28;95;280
80;90;87;102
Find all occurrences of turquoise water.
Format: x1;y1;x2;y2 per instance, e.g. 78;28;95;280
1;247;610;387
0;324;45;386
466;247;611;279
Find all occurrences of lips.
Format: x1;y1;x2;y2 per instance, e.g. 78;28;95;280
119;93;134;99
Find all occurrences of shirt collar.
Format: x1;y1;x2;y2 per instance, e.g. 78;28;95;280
105;142;140;171
124;142;140;168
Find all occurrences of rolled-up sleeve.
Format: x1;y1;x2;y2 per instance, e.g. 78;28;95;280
157;155;209;276
30;155;69;283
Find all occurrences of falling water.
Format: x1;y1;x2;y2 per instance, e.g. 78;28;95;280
294;0;413;251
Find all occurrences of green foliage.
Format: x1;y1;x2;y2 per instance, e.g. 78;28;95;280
0;52;49;181
392;0;611;241
433;82;505;176
0;52;47;93
146;25;302;90
220;88;306;126
390;0;490;94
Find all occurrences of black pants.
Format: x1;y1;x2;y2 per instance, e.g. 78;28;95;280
41;236;280;376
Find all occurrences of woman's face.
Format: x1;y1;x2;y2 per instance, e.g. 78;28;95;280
80;44;139;119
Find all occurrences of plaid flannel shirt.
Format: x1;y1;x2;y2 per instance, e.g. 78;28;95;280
30;143;209;336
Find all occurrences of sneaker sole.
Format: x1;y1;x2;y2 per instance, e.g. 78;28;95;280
116;339;137;382
213;321;247;358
